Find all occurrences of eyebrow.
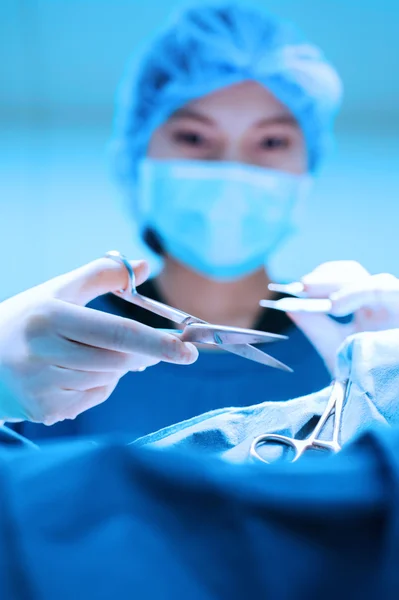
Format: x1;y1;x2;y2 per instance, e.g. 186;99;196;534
255;115;299;128
169;109;298;128
169;108;214;125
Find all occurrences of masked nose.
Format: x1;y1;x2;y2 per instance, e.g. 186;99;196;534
219;142;253;166
208;181;249;222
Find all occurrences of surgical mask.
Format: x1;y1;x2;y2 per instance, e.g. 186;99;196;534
136;158;312;281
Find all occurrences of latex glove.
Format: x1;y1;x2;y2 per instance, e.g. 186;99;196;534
287;261;399;374
0;257;198;424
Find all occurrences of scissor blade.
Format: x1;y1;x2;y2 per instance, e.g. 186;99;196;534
115;290;204;325
179;323;288;345
158;328;292;371
222;343;293;372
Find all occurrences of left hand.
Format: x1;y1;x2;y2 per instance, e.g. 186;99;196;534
287;261;399;374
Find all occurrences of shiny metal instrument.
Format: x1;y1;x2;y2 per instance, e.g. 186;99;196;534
250;379;348;463
105;251;292;371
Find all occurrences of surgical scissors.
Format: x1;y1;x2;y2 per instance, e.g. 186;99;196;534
250;379;348;463
105;251;292;371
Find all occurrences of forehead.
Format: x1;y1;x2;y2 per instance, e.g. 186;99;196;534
170;80;296;129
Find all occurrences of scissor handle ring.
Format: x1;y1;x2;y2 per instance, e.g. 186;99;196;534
250;433;300;464
104;250;136;295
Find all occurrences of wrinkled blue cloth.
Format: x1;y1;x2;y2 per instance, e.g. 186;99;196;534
113;1;342;189
136;330;399;462
0;425;399;599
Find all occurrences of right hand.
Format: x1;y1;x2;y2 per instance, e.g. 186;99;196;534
287;261;399;374
0;257;198;425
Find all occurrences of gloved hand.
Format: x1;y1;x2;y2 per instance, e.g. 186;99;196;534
0;257;198;424
287;261;399;374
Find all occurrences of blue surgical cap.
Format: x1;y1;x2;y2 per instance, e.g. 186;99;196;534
113;2;343;182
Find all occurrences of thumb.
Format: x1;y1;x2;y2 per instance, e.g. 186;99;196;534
288;311;354;375
51;255;150;306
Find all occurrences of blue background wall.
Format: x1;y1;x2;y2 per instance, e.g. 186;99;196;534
1;0;398;298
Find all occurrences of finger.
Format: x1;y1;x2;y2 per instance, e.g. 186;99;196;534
354;306;394;332
30;334;136;372
51;256;151;306
330;274;399;316
76;379;120;414
47;366;124;392
52;301;199;365
127;353;160;371
71;379;120;417
43;382;119;425
288;311;354;374
48;357;160;387
301;261;370;298
67;378;121;420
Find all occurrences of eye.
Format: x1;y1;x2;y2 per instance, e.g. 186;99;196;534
259;136;290;150
173;130;207;147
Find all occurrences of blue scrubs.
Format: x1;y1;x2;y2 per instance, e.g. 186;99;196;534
12;281;329;442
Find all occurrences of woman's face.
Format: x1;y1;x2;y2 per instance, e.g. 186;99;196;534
147;80;307;175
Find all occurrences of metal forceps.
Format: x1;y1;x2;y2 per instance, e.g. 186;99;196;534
250;379;349;463
105;251;292;371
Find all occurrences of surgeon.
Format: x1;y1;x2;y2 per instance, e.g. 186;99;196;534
7;2;383;440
